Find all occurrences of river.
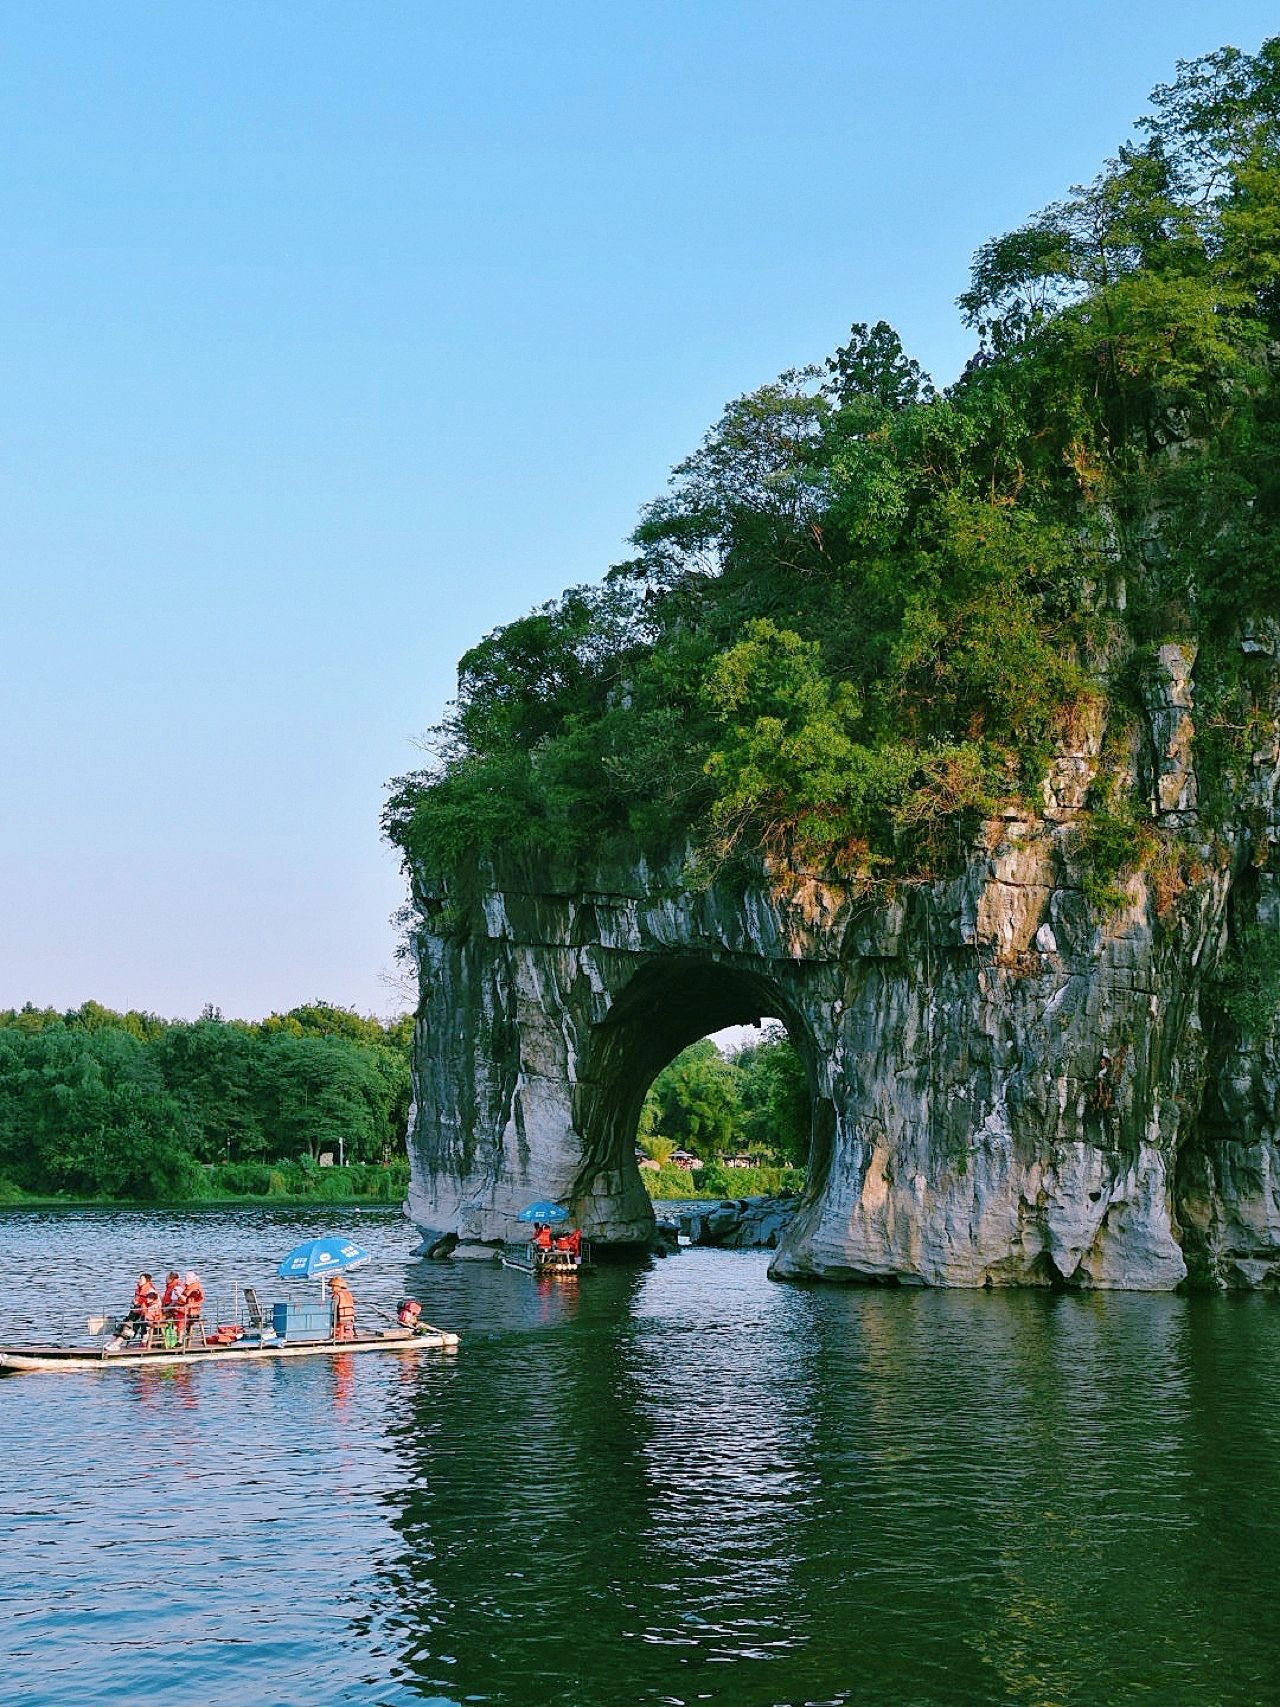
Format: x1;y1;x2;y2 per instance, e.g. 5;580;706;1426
3;1205;1279;1705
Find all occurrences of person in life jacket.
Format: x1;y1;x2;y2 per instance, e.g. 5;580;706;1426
553;1228;582;1258
134;1273;163;1344
328;1275;357;1341
161;1271;187;1332
181;1271;205;1341
105;1272;162;1351
530;1223;553;1251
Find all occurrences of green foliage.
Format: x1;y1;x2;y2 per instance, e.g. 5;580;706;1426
204;1159;411;1202
385;39;1280;912
734;1029;811;1165
1214;923;1280;1033
0;1001;412;1201
1072;805;1153;916
643;1161;806;1201
635;1131;675;1165
641;1040;742;1160
639;1029;810;1170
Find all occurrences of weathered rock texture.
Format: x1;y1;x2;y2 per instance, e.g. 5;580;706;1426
405;637;1280;1289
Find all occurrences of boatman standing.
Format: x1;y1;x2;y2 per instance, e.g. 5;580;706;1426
329;1274;356;1341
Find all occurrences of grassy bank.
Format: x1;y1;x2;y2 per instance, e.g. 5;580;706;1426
1;1157;805;1211
0;1159;409;1210
643;1163;804;1200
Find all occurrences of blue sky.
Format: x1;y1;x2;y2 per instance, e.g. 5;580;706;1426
1;2;1274;1020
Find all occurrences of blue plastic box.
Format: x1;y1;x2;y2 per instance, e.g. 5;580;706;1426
273;1301;332;1341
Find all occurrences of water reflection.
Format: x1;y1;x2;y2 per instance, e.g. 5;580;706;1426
371;1271;1280;1707
4;1211;1280;1705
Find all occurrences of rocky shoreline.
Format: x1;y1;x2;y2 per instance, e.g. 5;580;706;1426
657;1194;798;1252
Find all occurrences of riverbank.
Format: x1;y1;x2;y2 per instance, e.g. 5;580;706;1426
0;1159;409;1210
656;1193;798;1250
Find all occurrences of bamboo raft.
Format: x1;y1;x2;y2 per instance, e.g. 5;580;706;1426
500;1242;592;1280
0;1326;460;1374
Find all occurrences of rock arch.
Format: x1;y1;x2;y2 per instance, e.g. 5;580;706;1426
406;872;846;1256
569;955;831;1220
404;647;1280;1287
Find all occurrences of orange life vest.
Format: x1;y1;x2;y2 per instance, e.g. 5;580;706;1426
330;1281;356;1337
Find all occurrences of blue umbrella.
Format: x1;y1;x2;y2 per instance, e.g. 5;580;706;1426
277;1236;371;1280
516;1201;570;1224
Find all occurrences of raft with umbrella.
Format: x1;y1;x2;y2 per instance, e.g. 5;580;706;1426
501;1201;592;1278
0;1234;459;1373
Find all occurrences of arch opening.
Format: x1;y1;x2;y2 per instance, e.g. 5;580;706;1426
570;956;833;1236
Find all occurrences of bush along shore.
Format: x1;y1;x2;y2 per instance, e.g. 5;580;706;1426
0;1159;411;1209
0;1001;411;1204
643;1162;805;1201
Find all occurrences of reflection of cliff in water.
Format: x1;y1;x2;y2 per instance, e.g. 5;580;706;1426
362;1256;1280;1707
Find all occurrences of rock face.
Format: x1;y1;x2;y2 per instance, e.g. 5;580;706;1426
404;640;1280;1290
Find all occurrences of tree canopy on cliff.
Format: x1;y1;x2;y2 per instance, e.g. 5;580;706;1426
386;40;1280;890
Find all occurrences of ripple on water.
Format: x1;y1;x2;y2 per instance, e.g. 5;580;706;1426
4;1210;1280;1704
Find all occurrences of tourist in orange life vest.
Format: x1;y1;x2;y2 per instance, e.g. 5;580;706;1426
530;1223;553;1250
328;1274;357;1341
133;1272;159;1340
554;1228;582;1258
181;1271;205;1341
137;1274;164;1344
161;1271;187;1332
105;1272;161;1351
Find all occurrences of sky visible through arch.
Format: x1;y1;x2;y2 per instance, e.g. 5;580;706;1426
2;2;1275;1021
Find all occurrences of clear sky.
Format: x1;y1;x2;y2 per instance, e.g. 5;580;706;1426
1;2;1274;1021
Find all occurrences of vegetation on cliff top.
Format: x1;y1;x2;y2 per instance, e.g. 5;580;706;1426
387;41;1280;891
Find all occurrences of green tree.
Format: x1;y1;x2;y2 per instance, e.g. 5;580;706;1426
734;1029;810;1165
382;37;1280;917
643;1040;743;1161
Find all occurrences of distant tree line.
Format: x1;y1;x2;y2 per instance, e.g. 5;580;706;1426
0;1001;412;1202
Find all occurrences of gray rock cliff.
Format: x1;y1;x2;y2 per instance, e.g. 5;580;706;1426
403;638;1280;1289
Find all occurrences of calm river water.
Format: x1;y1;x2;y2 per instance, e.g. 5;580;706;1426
3;1205;1280;1706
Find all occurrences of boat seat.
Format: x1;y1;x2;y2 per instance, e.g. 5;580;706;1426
241;1288;276;1340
